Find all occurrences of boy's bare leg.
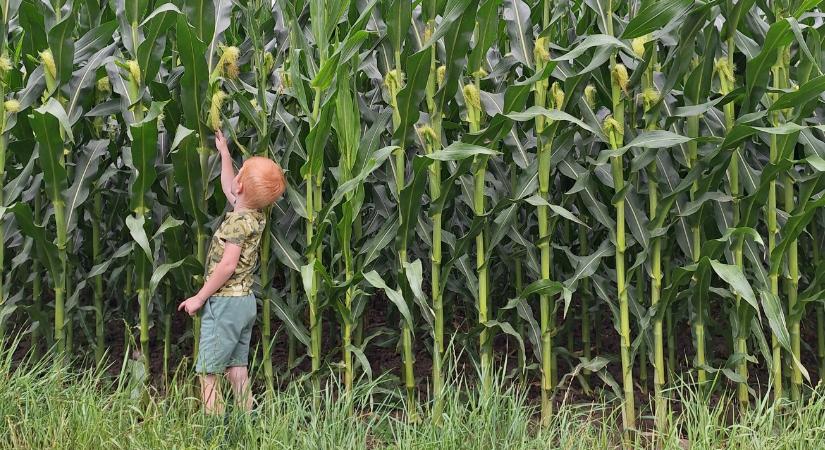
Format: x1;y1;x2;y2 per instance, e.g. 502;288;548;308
226;366;253;411
200;374;225;415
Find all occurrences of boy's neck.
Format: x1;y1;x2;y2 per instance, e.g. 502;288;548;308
234;198;254;213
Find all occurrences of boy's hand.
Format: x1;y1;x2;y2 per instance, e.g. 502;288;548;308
215;130;230;156
178;295;206;316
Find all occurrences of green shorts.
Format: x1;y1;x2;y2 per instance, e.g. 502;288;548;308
195;294;257;374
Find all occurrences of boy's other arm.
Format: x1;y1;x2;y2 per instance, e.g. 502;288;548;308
216;130;237;206
178;243;242;315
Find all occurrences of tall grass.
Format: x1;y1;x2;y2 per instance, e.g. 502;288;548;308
3;341;825;449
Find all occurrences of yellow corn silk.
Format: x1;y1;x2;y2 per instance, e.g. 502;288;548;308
206;210;267;296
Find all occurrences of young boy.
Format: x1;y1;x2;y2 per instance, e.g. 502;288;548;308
178;130;286;414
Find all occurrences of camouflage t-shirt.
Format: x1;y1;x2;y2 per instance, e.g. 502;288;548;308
205;210;266;296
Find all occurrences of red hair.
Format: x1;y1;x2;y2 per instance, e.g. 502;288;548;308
239;156;286;209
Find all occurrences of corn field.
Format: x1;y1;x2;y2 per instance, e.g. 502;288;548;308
4;0;825;434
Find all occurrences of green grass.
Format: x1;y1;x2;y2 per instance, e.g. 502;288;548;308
2;343;825;449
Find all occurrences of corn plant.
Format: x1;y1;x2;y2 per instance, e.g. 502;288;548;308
4;0;825;436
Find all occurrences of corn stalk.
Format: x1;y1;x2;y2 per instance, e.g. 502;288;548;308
686;109;704;385
333;60;361;395
717;51;748;408
33;37;71;354
639;33;665;428
533;31;556;427
421;4;444;419
605;0;635;431
0;47;9;342
779;50;801;404
768;41;789;402
175;12;210;362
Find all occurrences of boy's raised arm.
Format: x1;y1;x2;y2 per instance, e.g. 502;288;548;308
216;130;237;206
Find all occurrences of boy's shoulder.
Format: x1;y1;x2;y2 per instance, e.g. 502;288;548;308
219;210;265;242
